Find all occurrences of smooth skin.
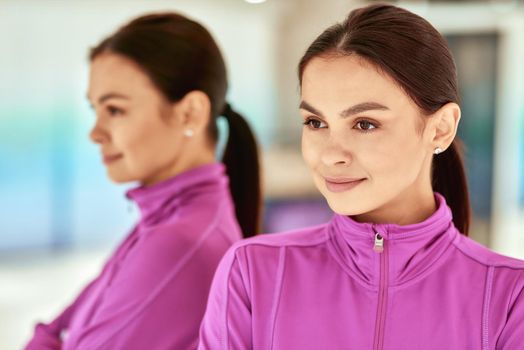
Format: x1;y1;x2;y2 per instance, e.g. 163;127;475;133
300;55;460;225
87;52;215;186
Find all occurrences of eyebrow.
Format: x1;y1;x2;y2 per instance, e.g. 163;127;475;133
299;100;389;118
87;92;130;105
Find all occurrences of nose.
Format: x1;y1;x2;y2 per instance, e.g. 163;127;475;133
320;135;352;167
89;118;110;145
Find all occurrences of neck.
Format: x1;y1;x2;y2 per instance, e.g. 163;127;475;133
353;168;437;226
141;147;215;187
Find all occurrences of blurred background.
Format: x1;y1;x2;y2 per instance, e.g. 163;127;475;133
1;0;523;348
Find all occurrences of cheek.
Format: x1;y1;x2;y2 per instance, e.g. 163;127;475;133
370;134;425;181
118;126;150;159
115;121;171;170
301;131;319;169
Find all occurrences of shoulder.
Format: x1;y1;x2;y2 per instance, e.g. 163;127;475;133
146;206;238;242
215;223;329;270
210;224;330;292
234;223;329;251
133;214;238;267
452;233;524;270
453;234;524;303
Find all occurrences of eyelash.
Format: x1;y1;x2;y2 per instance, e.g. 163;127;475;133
303;117;378;133
355;120;378;133
303;118;326;129
107;105;125;117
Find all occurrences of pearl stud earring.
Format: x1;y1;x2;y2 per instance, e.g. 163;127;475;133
184;129;194;137
434;147;443;155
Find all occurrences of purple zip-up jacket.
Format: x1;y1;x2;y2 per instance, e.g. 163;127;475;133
26;163;241;350
199;193;524;349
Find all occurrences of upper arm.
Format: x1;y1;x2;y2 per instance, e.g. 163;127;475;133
199;246;252;350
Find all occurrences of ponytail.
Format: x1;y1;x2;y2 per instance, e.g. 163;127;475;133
432;139;471;235
221;103;261;238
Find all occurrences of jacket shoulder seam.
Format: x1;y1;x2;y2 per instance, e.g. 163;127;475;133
452;239;524;270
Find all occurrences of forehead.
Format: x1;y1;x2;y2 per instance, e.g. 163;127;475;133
301;55;414;113
87;52;157;100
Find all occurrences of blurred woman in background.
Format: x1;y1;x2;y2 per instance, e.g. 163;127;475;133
26;12;260;350
199;4;524;349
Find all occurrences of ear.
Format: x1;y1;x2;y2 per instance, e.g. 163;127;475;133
171;90;211;135
428;102;461;152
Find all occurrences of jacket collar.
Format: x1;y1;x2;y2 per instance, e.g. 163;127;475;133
125;162;228;226
327;193;458;287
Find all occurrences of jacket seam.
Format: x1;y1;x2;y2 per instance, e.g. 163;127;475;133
235;240;328;250
224;257;235;349
269;247;287;349
230;248;256;350
482;266;494;350
228;225;329;251
83;197;227;350
452;239;524;270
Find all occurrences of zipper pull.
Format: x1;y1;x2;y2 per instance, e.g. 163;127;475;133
374;232;384;253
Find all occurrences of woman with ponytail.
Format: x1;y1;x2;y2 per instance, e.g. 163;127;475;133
26;13;260;350
200;4;524;349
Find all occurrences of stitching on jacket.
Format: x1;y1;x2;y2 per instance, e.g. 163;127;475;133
235;247;254;349
269;247;287;349
223;255;235;349
482;266;494;350
229;225;329;250
452;235;524;270
223;248;255;350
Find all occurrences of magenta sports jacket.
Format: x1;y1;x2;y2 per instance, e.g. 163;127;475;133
199;193;524;349
26;163;242;350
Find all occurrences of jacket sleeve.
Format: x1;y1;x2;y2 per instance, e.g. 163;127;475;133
25;312;66;350
24;277;101;350
199;246;252;350
497;273;524;349
24;227;140;350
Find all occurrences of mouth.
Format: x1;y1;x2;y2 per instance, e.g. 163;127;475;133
324;176;366;193
102;153;123;165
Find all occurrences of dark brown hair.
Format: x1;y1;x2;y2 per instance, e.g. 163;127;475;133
298;3;471;235
91;13;261;237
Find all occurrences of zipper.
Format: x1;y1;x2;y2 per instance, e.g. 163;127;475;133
373;232;384;253
373;229;388;350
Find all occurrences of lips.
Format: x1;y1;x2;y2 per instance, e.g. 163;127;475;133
324;176;366;193
102;153;123;165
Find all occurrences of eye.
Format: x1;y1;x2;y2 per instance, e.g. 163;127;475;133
107;105;125;117
355;120;377;132
303;117;327;130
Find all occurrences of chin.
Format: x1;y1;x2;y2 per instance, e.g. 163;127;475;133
109;178;130;184
107;176;130;184
320;185;382;217
106;170;135;184
325;198;365;216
